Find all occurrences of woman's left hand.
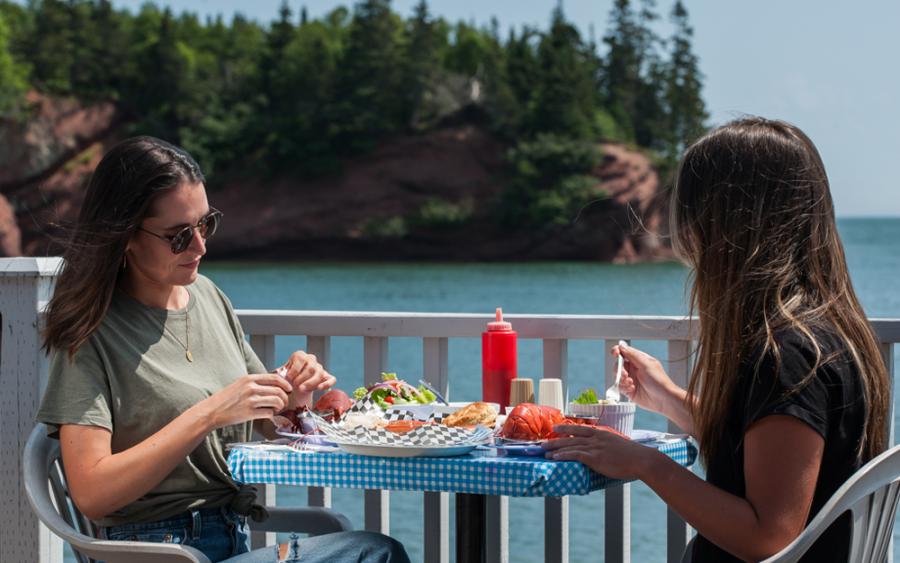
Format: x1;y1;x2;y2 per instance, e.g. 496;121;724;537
542;424;660;480
279;351;336;411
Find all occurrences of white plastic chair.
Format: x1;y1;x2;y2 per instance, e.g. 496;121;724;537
760;442;900;562
24;423;352;563
682;443;900;563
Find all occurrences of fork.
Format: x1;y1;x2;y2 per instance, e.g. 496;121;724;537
419;379;449;405
605;340;627;402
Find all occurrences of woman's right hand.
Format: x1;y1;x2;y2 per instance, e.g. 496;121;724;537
613;343;682;416
199;373;293;429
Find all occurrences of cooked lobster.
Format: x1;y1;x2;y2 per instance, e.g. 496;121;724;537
500;403;566;441
500;402;629;441
314;389;353;421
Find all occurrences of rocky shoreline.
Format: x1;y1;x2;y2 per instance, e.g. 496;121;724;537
0;93;671;262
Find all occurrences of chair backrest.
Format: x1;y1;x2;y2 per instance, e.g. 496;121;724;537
23;423;209;563
761;443;900;563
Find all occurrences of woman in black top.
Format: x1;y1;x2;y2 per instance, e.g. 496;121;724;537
544;118;890;562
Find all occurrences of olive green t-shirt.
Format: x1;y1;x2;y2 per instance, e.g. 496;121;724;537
36;274;267;527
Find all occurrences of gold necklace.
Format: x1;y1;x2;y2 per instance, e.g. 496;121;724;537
162;307;193;362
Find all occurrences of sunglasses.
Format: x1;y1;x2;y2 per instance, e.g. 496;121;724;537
138;208;223;254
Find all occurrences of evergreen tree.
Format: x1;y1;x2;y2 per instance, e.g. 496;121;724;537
402;0;441;127
68;0;129;99
665;0;707;159
0;12;28;115
264;0;296;103
27;0;73;93
330;0;404;153
529;6;594;139
0;0;707;192
631;0;667;149
503;27;538;125
479;24;519;137
134;8;194;139
444;21;491;77
601;0;641;141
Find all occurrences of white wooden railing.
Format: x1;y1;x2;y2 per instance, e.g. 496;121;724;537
236;310;899;563
0;257;896;563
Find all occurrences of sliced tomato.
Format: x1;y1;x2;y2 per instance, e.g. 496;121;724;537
384;395;394;404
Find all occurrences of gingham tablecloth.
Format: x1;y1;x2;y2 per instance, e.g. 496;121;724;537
227;438;697;497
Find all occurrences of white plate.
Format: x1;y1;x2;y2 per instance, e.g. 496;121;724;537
332;441;478;458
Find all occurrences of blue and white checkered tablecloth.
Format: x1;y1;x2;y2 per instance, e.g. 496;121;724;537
227;438;697;497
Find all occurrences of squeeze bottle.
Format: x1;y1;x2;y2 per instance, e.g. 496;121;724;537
482;308;518;410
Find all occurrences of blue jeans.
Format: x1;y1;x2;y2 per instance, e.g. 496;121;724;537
101;507;410;563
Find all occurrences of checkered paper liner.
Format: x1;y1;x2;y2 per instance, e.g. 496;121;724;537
228;436;698;497
276;396;450;440
343;396;448;423
311;412;492;447
383;407;449;423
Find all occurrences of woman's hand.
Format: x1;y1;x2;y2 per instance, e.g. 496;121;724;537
279;351;336;410
200;373;293;429
614;342;681;416
542;424;660;480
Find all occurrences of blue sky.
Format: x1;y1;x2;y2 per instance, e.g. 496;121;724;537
109;0;900;217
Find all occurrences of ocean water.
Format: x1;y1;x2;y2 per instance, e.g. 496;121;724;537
63;218;900;562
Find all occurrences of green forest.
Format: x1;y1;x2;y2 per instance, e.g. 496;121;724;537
0;0;707;229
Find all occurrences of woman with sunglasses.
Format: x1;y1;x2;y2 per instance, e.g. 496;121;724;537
543;118;890;562
36;137;410;562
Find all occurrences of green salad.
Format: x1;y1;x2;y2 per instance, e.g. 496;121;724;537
352;372;437;409
572;388;600;404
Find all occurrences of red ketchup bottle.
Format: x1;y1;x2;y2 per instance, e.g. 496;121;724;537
482;308;518;410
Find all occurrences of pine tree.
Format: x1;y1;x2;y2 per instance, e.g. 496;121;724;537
529;6;594;139
68;0;129;99
631;0;666;149
27;0;73;93
665;0;707;159
601;0;641;141
504;27;538;118
135;8;192;138
0;13;28;116
330;0;404;153
402;0;441;127
265;0;296;103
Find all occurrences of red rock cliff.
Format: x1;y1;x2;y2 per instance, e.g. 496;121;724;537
0;94;671;262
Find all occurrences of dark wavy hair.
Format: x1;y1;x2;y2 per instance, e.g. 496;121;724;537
43;136;205;358
671;117;889;464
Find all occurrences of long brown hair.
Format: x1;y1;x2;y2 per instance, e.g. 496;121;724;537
671;117;889;464
43;136;205;359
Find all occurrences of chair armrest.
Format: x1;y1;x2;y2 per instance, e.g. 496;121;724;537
253;506;353;535
74;540;211;563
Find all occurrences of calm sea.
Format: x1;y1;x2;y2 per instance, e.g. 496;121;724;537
65;218;900;562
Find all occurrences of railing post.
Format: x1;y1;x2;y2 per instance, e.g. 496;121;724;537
423;337;449;563
543;339;569;563
666;340;694;562
880;342;894;563
0;257;64;563
306;335;332;508
364;336;390;534
604;339;631;563
248;334;277;549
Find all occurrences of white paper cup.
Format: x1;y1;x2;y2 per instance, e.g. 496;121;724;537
568;401;635;436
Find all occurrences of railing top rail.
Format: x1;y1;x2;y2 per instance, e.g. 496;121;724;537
236;310;900;343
